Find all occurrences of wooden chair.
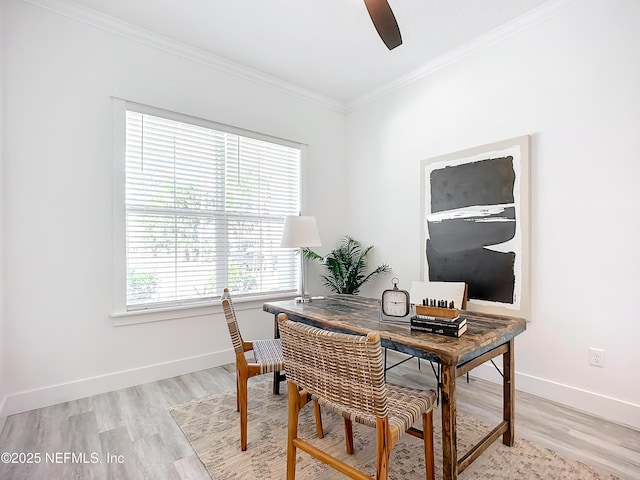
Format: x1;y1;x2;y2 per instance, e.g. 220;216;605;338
221;288;287;451
278;314;436;480
221;289;323;451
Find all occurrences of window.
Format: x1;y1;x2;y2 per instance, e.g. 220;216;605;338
122;104;301;311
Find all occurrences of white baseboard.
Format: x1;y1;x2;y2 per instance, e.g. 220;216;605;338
471;363;640;431
0;349;235;418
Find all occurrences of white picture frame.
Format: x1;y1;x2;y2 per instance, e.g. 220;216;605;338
420;136;531;320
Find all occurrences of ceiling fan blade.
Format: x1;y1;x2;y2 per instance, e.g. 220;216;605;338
363;0;402;50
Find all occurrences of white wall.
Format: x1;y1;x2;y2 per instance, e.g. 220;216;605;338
1;0;347;415
0;0;7;432
346;0;640;428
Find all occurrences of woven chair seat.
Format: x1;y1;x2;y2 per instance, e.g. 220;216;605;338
252;338;285;374
316;383;436;438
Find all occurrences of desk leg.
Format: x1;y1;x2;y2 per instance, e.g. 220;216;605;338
273;314;281;395
503;338;515;446
441;364;457;480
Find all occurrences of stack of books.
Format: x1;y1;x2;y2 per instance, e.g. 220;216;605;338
410;304;467;337
410;314;467;337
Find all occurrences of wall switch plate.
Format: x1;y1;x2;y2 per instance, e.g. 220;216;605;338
589;347;605;367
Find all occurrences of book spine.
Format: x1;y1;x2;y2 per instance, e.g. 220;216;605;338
410;323;462;337
411;315;465;327
413;313;460;321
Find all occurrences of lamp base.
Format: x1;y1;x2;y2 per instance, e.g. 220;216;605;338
295;295;313;303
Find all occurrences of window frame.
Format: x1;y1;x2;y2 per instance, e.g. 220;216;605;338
111;99;306;322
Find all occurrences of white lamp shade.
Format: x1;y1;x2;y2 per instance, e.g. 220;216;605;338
280;215;322;248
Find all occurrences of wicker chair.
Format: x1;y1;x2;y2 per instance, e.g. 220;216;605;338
221;289;323;451
278;314;436;480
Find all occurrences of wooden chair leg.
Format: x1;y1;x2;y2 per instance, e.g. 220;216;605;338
344;418;354;454
313;399;324;438
236;372;240;412
286;382;301;480
375;418;391;480
238;375;248;451
423;410;435;480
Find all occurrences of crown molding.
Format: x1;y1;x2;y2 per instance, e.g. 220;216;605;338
21;0;347;113
346;0;586;113
21;0;585;116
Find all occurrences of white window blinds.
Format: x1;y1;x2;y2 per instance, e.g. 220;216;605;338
125;109;300;310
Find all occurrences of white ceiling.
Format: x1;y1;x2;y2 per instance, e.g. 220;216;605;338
68;0;551;105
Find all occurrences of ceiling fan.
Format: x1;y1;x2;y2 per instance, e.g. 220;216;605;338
363;0;402;50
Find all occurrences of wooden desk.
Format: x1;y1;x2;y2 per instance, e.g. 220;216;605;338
263;294;526;480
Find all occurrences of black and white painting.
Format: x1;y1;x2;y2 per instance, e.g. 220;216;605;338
421;136;530;319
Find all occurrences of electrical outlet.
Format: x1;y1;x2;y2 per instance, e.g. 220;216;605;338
589;348;605;367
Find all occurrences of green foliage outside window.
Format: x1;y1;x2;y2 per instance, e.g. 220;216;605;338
128;269;158;301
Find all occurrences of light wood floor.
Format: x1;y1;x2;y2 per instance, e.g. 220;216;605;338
0;352;638;479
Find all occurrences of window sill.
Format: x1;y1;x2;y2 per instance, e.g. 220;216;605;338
111;292;297;327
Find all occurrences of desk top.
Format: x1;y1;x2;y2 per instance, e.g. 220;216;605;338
263;295;526;367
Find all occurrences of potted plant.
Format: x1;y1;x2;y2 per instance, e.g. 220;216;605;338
303;235;390;294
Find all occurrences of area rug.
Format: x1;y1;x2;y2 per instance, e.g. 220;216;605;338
169;382;615;480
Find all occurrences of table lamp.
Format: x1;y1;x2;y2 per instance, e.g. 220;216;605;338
280;215;321;303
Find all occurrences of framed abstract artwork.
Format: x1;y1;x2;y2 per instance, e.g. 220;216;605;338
420;135;531;320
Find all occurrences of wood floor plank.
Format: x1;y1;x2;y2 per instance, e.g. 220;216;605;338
92;390;126;434
69;411;107;480
116;386;161;442
99;426;148;480
132;433;182;480
0;409;42;480
189;368;235;394
173;454;211;480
